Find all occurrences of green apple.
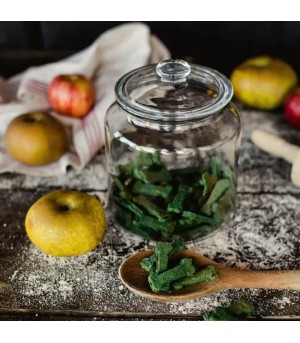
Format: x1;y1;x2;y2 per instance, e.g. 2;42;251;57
231;56;298;110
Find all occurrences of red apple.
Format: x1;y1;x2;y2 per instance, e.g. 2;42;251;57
284;88;300;130
48;74;94;118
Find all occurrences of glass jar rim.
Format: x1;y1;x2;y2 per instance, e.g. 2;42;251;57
115;60;233;123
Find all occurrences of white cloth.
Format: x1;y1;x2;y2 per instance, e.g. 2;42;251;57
0;23;170;176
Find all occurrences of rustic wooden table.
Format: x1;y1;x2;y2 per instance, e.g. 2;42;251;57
0;108;299;321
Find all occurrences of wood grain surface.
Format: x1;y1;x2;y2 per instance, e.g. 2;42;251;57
0;107;299;320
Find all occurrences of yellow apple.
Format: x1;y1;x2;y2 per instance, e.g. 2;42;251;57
231;56;298;110
25;190;106;257
5;111;68;165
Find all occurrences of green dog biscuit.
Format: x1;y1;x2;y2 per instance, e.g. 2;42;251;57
172;265;219;290
115;196;144;217
179;211;219;227
141;254;157;272
203;297;254;321
132;181;172;199
112;175;125;192
211;158;222;178
167;185;190;214
133;215;175;234
212;188;235;222
228;297;255;316
154;242;174;274
141;239;186;274
148;258;196;293
116;206;132;228
118;161;135;176
201;179;231;216
199;172;217;205
153;240;186;274
130;222;157;240
171;238;186;253
133;167;171;184
223;167;236;184
135;150;161;166
133;195;169;220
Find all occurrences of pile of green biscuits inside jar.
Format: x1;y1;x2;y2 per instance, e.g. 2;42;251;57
112;150;236;240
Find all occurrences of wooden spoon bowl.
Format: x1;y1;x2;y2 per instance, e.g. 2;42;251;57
119;250;300;302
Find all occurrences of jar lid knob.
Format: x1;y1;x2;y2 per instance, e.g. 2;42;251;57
156;59;191;84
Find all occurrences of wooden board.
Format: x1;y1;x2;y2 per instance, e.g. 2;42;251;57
0;108;300;320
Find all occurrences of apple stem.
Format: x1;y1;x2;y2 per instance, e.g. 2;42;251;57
58;205;70;212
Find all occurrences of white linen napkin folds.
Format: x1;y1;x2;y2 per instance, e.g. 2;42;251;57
0;23;170;176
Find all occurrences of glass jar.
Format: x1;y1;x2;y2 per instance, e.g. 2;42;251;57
105;59;241;241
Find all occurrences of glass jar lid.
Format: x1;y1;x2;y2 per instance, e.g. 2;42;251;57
115;59;233;123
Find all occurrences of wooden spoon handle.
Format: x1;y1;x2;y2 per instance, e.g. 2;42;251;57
251;130;299;164
224;269;300;291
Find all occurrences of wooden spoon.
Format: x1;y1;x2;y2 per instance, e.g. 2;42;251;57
119;249;300;302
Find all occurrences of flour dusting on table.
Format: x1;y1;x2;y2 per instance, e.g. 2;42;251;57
1;109;300;317
5;195;300;316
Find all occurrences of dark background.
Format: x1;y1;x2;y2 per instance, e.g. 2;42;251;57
1;22;300;78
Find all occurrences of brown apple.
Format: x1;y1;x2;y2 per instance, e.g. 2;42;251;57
5;111;68;165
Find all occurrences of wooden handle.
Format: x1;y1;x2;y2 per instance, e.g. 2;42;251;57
292;156;300;187
223;269;300;291
251;130;299;164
